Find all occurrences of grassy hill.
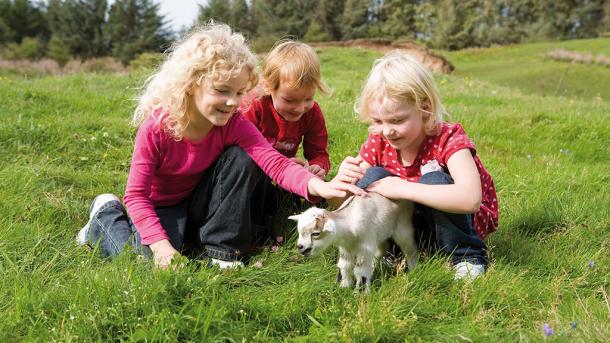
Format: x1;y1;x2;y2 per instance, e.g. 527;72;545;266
445;37;610;103
0;40;608;341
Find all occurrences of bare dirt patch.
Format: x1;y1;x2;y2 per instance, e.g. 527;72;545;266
311;39;455;74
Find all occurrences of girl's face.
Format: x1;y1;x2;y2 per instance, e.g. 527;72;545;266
269;81;316;122
368;96;428;153
190;68;249;127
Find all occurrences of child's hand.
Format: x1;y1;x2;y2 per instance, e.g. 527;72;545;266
368;177;408;200
149;239;180;270
290;157;309;167
333;155;365;184
307;177;367;199
308;165;327;178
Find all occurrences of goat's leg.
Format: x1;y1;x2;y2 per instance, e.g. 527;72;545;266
353;246;375;293
393;216;419;270
337;247;354;288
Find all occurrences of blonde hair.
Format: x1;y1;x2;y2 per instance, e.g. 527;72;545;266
132;22;259;140
355;51;446;135
263;40;330;96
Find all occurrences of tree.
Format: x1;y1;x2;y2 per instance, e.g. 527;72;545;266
0;0;47;44
341;0;372;39
106;0;172;64
314;0;345;40
253;0;316;38
50;0;109;59
429;0;479;50
381;0;418;40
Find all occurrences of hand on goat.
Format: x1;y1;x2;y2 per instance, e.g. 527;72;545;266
307;177;367;199
368;176;410;200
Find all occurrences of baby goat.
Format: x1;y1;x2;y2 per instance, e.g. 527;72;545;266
288;192;418;292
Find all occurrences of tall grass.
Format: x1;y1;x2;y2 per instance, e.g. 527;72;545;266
0;41;608;341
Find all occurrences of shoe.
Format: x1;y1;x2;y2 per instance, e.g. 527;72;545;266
76;194;120;245
209;258;245;269
453;261;485;281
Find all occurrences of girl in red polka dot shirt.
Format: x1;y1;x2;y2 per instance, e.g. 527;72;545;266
333;52;498;280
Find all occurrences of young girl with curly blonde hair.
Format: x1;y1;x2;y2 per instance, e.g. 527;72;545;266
334;51;498;280
77;23;364;269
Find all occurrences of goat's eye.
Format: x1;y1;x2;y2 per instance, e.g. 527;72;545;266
311;232;321;238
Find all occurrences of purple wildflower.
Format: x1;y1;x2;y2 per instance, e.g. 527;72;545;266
543;323;553;336
570;322;577;329
276;236;284;244
588;260;595;268
271;245;279;252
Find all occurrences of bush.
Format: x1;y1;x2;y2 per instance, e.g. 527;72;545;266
304;21;332;43
129;52;164;71
250;34;280;53
1;37;45;60
64;57;126;73
46;35;71;67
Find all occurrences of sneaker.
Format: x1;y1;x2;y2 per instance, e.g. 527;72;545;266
76;194;120;245
453;261;485;281
209;258;245;269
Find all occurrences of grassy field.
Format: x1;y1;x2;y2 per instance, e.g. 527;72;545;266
0;39;608;341
445;37;610;103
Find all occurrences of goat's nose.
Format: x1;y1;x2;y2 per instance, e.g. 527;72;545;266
297;244;303;250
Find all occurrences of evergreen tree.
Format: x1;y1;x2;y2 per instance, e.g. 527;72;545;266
381;0;417;40
254;0;316;38
106;0;172;64
51;0;109;59
430;0;479;49
315;0;345;40
341;0;372;39
197;0;231;25
0;0;47;44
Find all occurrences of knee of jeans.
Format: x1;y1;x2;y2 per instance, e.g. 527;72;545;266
418;171;454;185
356;167;393;189
223;146;257;171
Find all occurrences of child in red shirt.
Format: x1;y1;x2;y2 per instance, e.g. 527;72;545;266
334;51;498;280
241;40;330;176
241;41;331;238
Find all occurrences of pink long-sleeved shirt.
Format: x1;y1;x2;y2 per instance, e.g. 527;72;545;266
123;111;316;245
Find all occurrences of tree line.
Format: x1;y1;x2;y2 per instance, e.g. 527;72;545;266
1;0;609;66
0;0;171;65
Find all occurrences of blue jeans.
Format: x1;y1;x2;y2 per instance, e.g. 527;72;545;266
85;146;265;261
356;167;488;266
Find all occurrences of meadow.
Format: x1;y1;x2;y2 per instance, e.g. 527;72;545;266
0;39;608;341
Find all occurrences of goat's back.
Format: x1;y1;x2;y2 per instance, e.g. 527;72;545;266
333;193;413;238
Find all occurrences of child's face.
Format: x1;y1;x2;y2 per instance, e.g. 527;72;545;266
368;96;427;152
190;68;249;127
269;82;316;122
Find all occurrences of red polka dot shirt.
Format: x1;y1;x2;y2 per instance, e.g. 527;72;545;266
359;123;498;239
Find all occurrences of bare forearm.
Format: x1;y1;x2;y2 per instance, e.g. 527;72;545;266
395;182;481;214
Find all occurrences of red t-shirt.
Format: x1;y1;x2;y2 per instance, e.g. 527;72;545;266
240;94;330;172
359;123;498;239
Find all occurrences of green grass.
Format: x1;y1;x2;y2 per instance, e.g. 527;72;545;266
445;37;610;102
1;39;609;341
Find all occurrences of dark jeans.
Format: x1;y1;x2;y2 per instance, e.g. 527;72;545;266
85;146;265;261
251;173;311;238
356;167;488;266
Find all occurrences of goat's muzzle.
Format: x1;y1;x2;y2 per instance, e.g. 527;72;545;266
298;244;312;256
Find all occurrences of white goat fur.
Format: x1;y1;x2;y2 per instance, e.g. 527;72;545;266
289;193;418;292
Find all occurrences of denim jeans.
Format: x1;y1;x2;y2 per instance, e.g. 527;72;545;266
356;166;488;266
86;146;265;261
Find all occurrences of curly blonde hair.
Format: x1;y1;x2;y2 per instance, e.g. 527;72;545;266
133;22;259;140
355;51;446;135
263;40;330;96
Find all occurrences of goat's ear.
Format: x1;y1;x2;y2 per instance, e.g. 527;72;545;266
287;214;301;222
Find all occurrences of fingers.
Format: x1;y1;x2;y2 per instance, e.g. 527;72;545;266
290;157;309;167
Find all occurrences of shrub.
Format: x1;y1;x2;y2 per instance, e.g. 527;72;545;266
129;52;164;71
1;37;45;60
46;35;71;67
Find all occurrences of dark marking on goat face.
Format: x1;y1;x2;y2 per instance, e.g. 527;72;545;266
337;271;342;283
